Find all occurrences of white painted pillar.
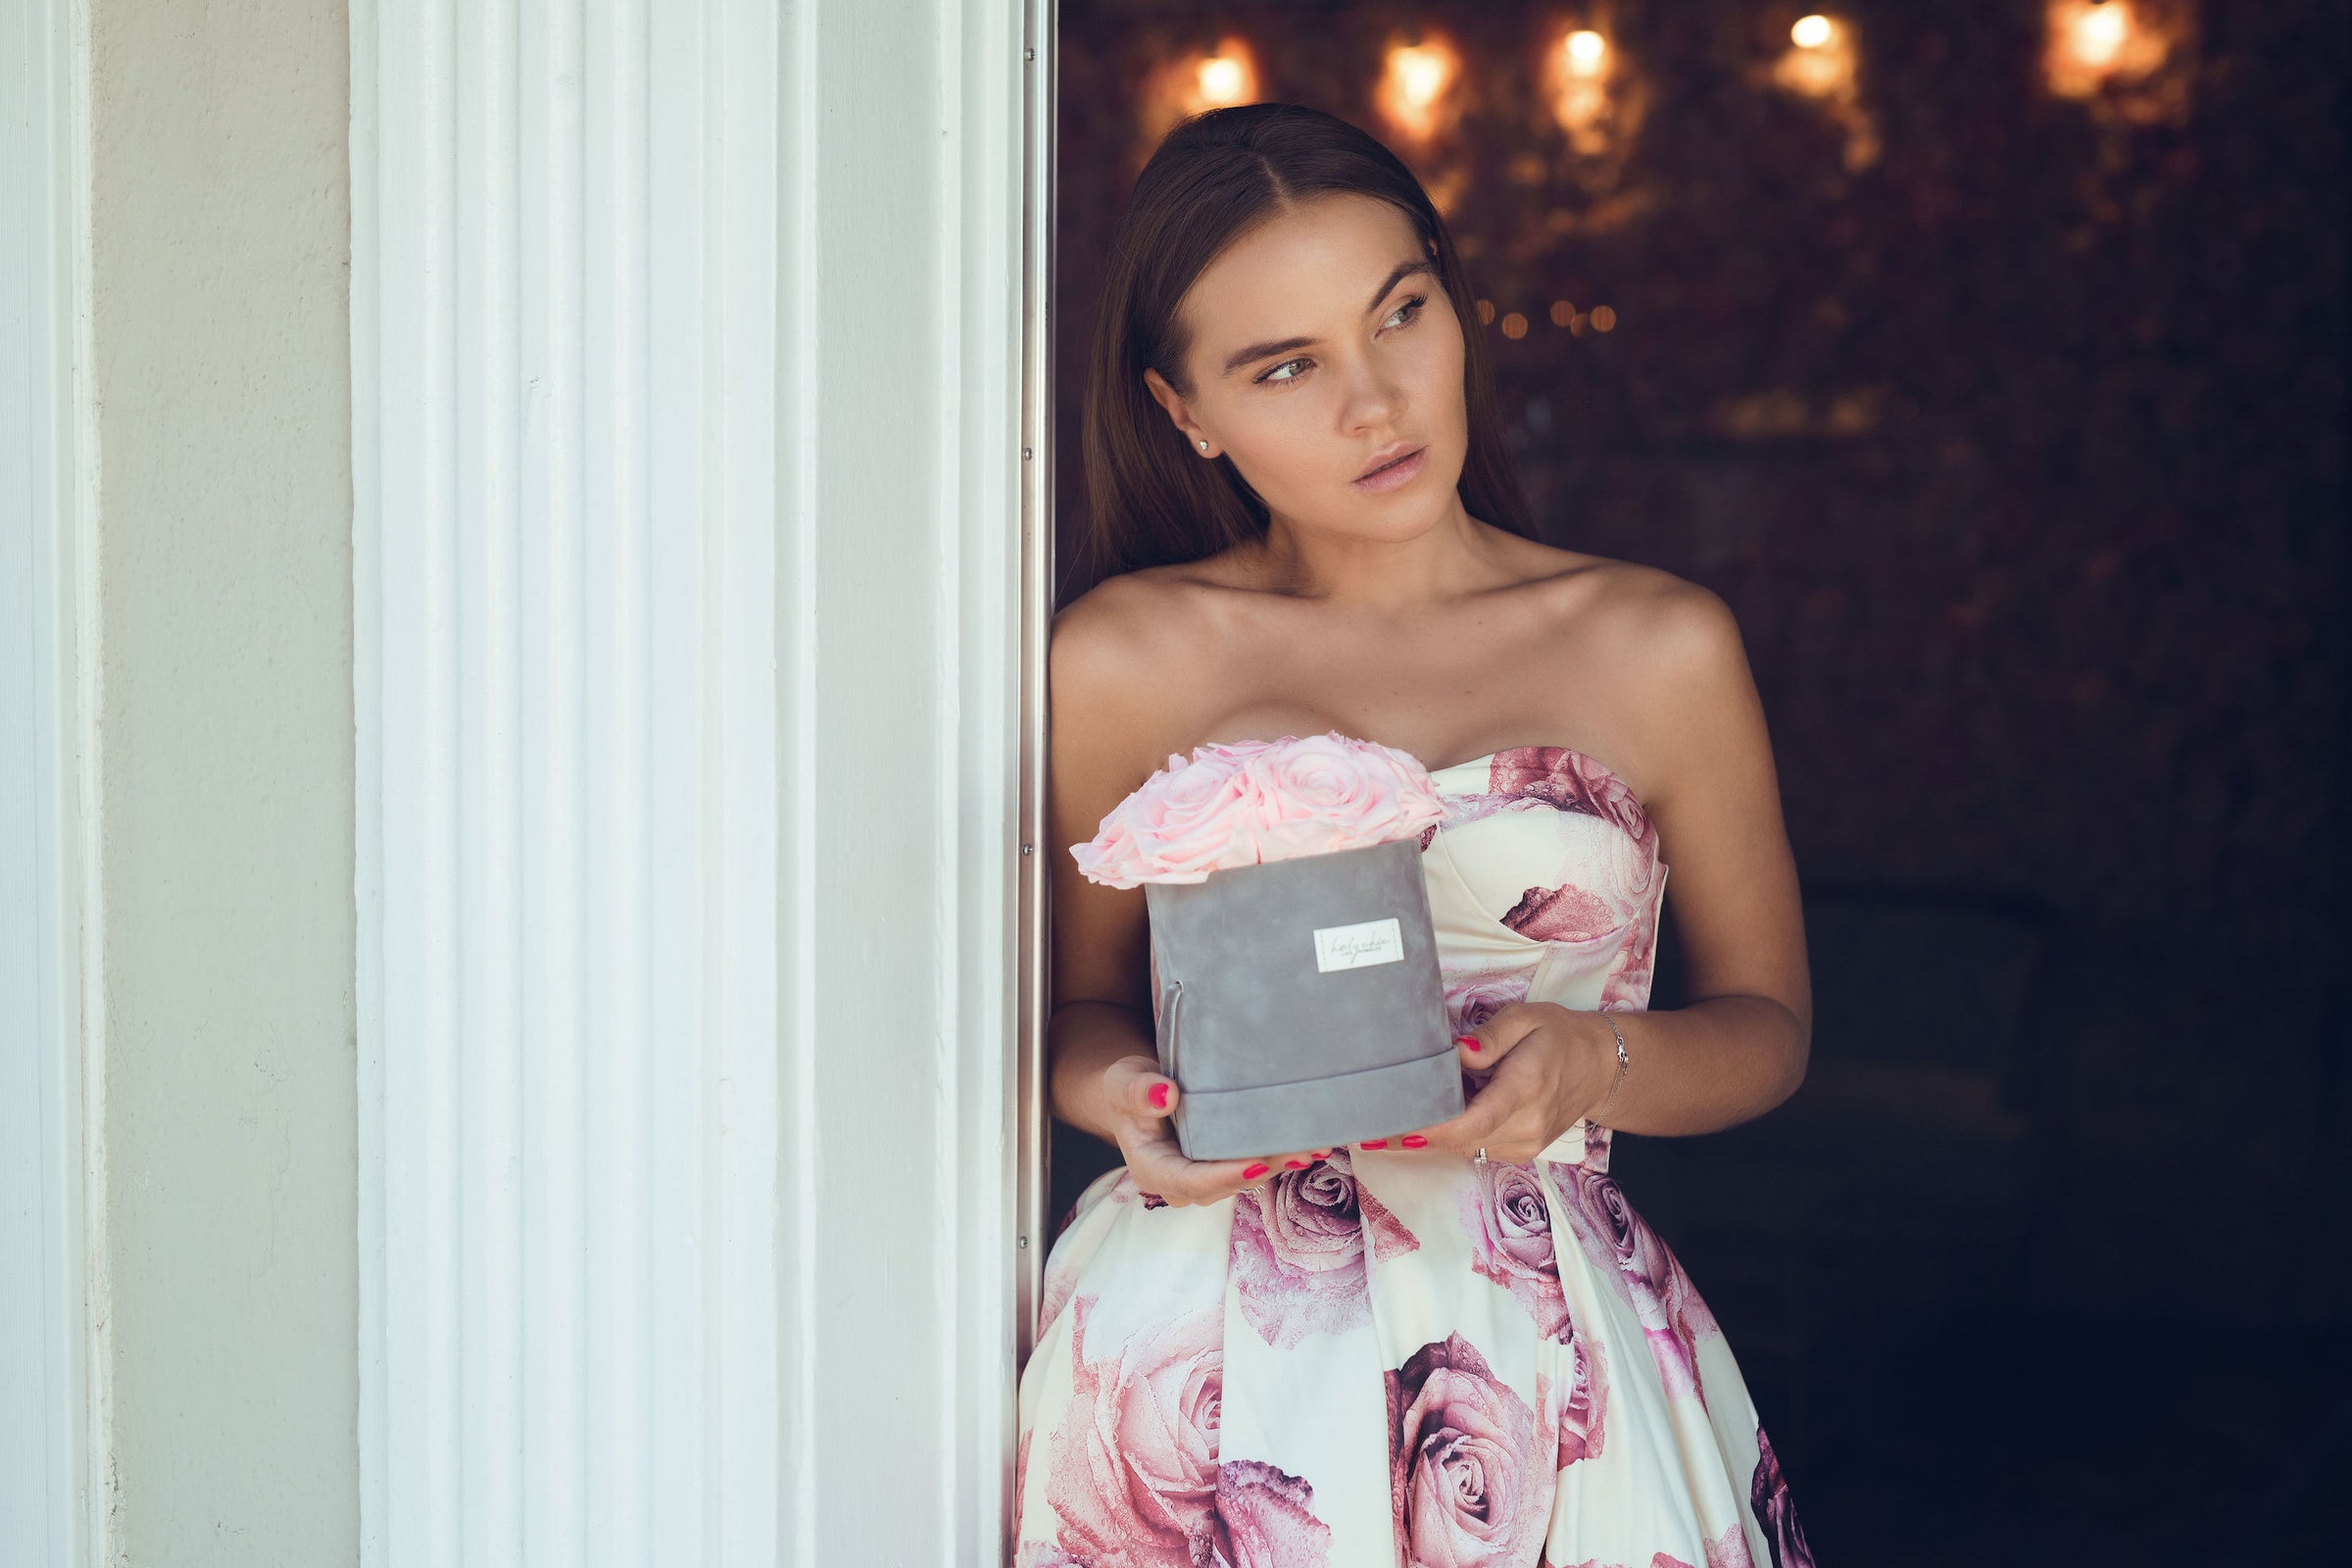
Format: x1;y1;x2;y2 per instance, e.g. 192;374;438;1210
353;0;1032;1561
0;0;92;1562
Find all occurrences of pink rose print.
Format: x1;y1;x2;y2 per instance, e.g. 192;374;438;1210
1487;749;1659;862
1233;1152;1418;1348
1458;1162;1573;1342
1017;1546;1094;1568
1193;1460;1334;1568
1048;1297;1224;1568
1387;1333;1548;1568
1596;906;1663;1013
1544;1164;1721;1402
1748;1426;1814;1568
1703;1523;1756;1568
1578;1118;1614;1174
1542;1553;1698;1568
1555;1329;1608;1466
1445;968;1533;1036
1501;882;1621;944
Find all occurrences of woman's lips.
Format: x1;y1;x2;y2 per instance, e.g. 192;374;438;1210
1352;445;1427;493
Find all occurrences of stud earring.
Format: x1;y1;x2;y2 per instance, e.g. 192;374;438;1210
1197;439;1209;452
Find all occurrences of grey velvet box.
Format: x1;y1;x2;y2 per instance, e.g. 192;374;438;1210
1145;836;1463;1160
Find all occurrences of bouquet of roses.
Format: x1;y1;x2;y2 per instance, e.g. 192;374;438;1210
1072;731;1462;1160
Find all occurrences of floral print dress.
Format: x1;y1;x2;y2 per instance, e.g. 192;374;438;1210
1016;747;1814;1568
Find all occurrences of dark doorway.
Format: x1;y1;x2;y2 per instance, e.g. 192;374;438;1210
1048;5;2348;1557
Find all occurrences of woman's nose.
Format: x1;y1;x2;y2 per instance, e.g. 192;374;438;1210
1340;358;1406;432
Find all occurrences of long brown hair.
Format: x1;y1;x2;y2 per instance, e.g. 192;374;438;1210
1080;102;1534;583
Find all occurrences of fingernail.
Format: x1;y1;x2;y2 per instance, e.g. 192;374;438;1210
1401;1134;1430;1149
1285;1158;1308;1170
1151;1083;1169;1109
1242;1162;1270;1180
1359;1139;1389;1150
1456;1035;1482;1053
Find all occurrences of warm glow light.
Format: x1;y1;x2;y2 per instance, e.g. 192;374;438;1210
2071;1;2130;67
1591;305;1618;332
1770;9;1876;167
1549;300;1576;327
2041;0;2172;102
1500;312;1529;340
1378;39;1461;141
1198;54;1248;105
1565;30;1608;77
1393;45;1449;109
1475;298;1496;325
1136;37;1261;148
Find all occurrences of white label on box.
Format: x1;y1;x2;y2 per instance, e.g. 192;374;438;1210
1313;915;1405;973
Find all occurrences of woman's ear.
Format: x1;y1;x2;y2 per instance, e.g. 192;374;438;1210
1143;368;1217;459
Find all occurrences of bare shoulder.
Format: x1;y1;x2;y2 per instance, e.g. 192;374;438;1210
1580;559;1744;691
1049;565;1236;764
1500;546;1741;689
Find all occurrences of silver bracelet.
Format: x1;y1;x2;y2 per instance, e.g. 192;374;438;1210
1592;1009;1631;1122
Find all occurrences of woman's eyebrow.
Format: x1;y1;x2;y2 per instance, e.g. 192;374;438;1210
1218;258;1440;378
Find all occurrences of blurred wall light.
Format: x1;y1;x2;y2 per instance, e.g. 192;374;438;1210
1139;36;1262;146
2042;1;2175;101
1774;13;1851;99
1547;26;1613;153
1378;38;1461;144
1768;12;1879;170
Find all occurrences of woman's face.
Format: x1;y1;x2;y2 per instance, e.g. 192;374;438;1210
1146;192;1471;545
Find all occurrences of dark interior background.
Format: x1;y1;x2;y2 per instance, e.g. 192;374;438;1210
1046;3;2348;1560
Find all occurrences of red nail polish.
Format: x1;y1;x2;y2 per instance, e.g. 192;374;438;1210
1151;1083;1169;1109
1242;1162;1270;1180
1285;1158;1307;1170
1360;1139;1389;1150
1456;1035;1482;1053
1401;1134;1430;1149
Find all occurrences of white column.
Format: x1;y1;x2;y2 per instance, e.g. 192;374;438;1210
0;0;93;1562
354;0;1029;1561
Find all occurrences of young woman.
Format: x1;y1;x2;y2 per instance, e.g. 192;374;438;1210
1017;103;1816;1568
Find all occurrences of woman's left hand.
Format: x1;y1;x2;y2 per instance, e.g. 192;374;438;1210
1372;1003;1621;1165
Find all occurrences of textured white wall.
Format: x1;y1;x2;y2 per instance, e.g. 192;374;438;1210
354;1;1031;1561
86;0;362;1561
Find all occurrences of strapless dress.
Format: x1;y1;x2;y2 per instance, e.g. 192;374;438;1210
1015;745;1813;1568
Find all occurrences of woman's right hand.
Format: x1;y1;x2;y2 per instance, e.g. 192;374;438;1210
1100;1054;1330;1207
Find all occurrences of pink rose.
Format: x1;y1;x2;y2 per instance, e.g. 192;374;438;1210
1501;882;1622;944
1072;746;1260;888
1545;1164;1720;1402
1070;733;1444;887
1748;1426;1814;1568
1596;903;1663;1012
1192;1460;1333;1568
1487;749;1660;862
1444;967;1533;1035
1458;1162;1572;1342
1233;1153;1418;1348
1048;1298;1224;1568
1703;1526;1756;1568
1387;1333;1547;1568
1241;732;1445;860
1555;1329;1608;1466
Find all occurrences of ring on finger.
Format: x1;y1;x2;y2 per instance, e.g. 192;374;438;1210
1474;1147;1488;1165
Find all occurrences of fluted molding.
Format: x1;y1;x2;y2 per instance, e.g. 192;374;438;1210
354;0;1029;1560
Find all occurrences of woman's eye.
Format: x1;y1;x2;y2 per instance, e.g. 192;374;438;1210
1383;294;1428;330
1258;358;1311;384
